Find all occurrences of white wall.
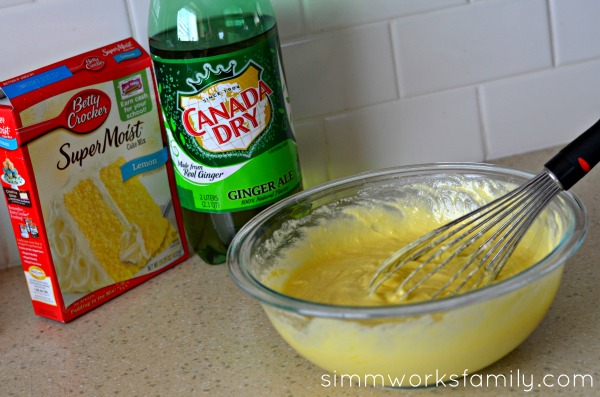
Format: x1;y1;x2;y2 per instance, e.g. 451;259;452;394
2;0;600;268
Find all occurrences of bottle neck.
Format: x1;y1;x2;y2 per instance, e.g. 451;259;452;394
148;0;276;51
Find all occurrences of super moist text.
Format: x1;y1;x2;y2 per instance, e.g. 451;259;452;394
56;121;143;170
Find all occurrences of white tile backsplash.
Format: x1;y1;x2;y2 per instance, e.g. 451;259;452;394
271;0;306;39
551;0;600;66
1;0;133;81
282;23;398;119
303;0;465;33
294;117;330;187
126;0;151;43
324;87;483;180
2;0;600;268
392;0;553;96
0;0;30;7
482;58;600;159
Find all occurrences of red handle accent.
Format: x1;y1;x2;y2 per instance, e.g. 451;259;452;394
545;118;600;190
578;157;591;173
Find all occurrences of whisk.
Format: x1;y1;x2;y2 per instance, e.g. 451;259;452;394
369;118;600;301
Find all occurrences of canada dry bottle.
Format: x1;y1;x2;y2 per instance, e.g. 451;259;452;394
148;0;302;264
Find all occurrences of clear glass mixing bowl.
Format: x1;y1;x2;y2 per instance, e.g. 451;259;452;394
228;163;588;387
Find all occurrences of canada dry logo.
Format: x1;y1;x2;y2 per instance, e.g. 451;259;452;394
178;61;273;153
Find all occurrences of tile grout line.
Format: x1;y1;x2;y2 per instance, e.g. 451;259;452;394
546;0;559;68
476;85;491;162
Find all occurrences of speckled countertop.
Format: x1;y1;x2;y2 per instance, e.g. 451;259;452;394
1;146;599;397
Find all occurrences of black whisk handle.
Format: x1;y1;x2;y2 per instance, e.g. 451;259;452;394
544;118;600;190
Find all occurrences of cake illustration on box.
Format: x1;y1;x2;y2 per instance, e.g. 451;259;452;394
47;157;179;294
2;155;25;188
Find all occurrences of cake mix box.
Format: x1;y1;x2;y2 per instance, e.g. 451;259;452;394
0;38;189;322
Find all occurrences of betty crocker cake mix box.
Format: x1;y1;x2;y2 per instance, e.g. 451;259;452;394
0;38;189;322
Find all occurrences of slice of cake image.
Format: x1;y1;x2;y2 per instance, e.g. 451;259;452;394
47;157;180;295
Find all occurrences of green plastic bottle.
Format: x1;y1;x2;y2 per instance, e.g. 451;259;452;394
148;0;302;264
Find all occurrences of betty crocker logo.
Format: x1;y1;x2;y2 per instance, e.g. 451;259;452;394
63;89;111;134
17;89;111;143
18;89;111;142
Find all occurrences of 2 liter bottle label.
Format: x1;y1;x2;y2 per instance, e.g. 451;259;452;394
152;34;302;213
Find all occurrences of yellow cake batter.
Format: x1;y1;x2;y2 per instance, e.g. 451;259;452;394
258;179;567;386
273;194;556;305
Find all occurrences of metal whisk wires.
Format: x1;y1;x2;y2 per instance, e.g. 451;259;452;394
369;117;600;301
368;170;562;301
